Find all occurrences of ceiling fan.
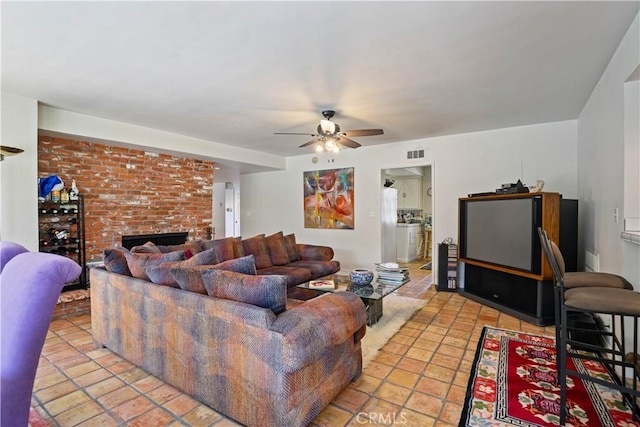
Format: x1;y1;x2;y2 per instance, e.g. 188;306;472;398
274;110;383;153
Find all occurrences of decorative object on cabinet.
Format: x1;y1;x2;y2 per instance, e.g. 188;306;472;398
38;195;87;290
303;167;354;229
38;174;65;202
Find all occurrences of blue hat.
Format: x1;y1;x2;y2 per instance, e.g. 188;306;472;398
39;175;63;199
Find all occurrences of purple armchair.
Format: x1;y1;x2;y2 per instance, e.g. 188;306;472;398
1;242;81;427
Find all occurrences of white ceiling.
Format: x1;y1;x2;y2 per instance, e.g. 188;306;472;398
2;1;638;160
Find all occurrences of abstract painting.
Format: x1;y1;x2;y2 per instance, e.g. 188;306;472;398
303;167;354;229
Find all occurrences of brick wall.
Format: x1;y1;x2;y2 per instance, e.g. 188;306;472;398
38;136;215;260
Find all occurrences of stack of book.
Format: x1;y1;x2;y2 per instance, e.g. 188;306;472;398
375;262;410;285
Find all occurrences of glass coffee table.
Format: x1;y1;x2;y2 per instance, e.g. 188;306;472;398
291;274;408;326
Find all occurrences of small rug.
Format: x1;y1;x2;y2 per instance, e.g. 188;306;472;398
361;293;428;367
460;327;639;427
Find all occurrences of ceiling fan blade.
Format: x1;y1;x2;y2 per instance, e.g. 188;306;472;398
299;139;319;148
342;129;384;137
338;136;361;149
274;132;316;136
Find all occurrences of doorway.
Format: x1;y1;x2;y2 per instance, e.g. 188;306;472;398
380;164;433;269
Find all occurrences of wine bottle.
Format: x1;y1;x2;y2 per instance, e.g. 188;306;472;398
60;207;69;215
60;188;69;203
48;208;58;215
39;239;50;247
69;179;79;201
67;217;78;225
40;208;49;214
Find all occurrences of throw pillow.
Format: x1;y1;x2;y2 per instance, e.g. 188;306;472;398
170;254;257;294
201;269;287;314
214;254;257;275
284;233;300;262
170;265;215;294
241;234;273;269
156;240;204;255
125;251;185;281
266;232;290;266
130;241;162;254
145;248;219;287
103;248;132;276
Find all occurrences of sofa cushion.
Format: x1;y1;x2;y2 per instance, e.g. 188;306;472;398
287;260;341;280
242;234;273;269
214;254;257;275
232;237;245;258
201;269;287;315
297;244;334;261
284;233;300;262
170;266;212;294
170;255;258;294
266;232;290;266
125;251;185;281
130;241;162;254
103;248;132;276
257;266;312;288
203;237;236;262
145;248;219;287
156;240;204;255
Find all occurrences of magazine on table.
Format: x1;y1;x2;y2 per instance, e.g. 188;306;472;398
308;279;336;290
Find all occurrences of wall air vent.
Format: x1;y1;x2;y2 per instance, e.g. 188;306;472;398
407;149;424;159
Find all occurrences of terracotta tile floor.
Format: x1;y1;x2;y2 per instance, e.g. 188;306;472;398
32;259;555;426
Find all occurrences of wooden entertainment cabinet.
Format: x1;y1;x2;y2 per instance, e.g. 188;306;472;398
457;192;577;326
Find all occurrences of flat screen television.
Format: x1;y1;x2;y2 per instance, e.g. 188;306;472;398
459;195;542;274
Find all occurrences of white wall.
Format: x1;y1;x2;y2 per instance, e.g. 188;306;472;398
577;14;640;287
38;105;286;172
241;120;578;276
0;93;39;249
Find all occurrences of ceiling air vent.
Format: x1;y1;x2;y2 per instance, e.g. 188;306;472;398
407;149;424;159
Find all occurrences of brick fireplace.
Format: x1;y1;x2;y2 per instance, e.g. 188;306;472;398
38;136;216;260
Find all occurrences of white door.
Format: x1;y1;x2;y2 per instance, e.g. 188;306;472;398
381;187;397;262
224;185;235;238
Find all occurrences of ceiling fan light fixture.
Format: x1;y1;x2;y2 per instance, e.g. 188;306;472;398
319;119;336;134
279;110;382;152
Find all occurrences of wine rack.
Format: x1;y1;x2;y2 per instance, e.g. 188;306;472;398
38;195;87;289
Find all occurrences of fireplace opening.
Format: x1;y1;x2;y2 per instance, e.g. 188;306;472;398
121;232;189;250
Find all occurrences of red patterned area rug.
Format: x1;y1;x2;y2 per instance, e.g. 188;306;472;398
459;327;639;427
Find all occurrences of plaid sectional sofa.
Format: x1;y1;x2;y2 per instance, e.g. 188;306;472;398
91;233;366;426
